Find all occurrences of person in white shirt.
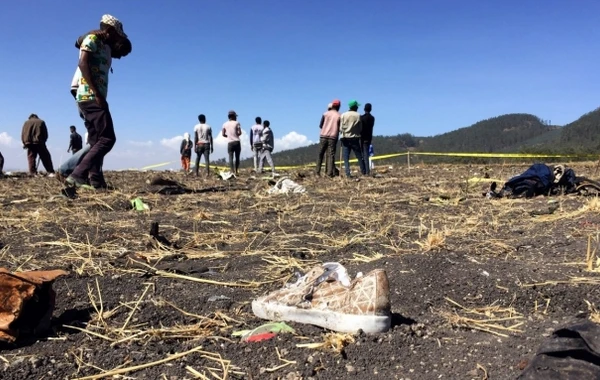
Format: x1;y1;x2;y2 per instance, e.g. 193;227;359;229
250;116;264;172
194;114;213;176
222;110;242;175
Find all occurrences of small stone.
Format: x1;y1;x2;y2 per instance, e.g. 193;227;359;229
306;355;314;364
346;364;356;373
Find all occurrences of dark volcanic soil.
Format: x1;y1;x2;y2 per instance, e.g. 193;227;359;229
2;163;600;379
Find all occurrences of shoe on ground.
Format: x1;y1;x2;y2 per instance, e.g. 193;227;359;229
252;263;391;333
65;176;95;190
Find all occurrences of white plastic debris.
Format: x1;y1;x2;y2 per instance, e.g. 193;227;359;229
267;177;306;194
219;171;235;181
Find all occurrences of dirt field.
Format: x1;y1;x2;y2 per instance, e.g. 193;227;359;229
2;162;600;380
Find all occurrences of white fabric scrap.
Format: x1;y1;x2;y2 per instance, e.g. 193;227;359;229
268;177;306;194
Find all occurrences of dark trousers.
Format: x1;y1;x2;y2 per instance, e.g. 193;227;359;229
195;144;211;175
315;137;337;177
227;141;241;173
341;138;366;177
362;140;371;175
26;144;54;174
71;100;115;186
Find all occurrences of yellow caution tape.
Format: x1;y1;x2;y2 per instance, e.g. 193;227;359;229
408;152;599;159
140;152;600;171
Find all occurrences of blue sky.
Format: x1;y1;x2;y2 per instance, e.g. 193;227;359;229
1;0;599;170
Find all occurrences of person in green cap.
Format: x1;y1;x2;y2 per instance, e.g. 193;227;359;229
340;100;366;177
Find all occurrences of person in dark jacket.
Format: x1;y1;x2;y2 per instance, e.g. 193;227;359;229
21;114;55;175
0;150;4;178
258;120;275;176
360;103;375;175
180;132;193;172
68;126;83;154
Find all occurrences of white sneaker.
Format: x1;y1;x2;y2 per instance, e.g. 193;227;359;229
252;263;391;333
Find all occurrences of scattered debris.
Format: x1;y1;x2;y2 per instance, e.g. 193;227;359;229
219;171;236;181
131;197;150;211
0;268;68;343
518;321;600;379
267;178;306;194
232;321;295;342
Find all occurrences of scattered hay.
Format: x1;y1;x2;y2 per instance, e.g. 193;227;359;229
416;224;447;252
296;332;356;354
439;298;524;338
585;300;600;324
349;252;384;263
259;254;320;283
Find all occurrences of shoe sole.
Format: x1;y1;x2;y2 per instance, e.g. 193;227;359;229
252;300;391;334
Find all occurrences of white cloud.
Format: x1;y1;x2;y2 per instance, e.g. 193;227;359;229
275;131;313;151
160;136;183;150
0;132;14;147
128;140;153;147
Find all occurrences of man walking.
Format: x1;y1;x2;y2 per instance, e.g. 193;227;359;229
250;117;264;172
21;114;55;176
68;126;83;155
194;114;213;176
360;103;375;175
222;110;242;175
258;120;275;177
315;99;341;177
66;14;129;189
340;100;366;177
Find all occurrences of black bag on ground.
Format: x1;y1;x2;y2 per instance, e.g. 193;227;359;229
518;320;600;379
502;163;554;198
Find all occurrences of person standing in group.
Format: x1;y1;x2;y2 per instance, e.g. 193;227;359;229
222;110;242;175
180;133;193;173
65;14;129;189
360;103;375;175
315;99;341;177
21;114;55;176
258;120;275;177
250;116;264;172
340;100;366;177
68;125;83;155
194;114;213;177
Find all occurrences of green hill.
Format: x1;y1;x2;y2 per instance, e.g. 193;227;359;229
419;114;556;153
559;108;600;152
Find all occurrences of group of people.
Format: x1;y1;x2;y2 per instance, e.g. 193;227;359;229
179;111;275;177
316;100;375;177
0;15;376;185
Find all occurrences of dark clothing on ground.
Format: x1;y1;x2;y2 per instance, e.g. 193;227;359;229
315;137;337;177
69;132;83;154
360;112;375;142
26;144;54;174
341;137;366;177
227;141;241;173
361;140;371;175
21;117;48;145
71;100;116;187
194;144;211;176
180;139;192;157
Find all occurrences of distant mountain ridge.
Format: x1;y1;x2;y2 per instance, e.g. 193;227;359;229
238;108;600;167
